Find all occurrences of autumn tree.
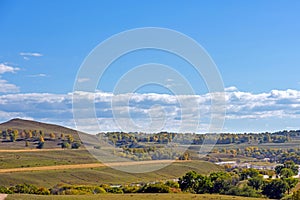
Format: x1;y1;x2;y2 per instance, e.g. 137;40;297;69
49;133;56;140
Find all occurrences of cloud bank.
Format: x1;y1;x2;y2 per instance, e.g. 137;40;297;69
0;87;300;133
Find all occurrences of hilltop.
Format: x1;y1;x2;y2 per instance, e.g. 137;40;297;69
0;118;97;149
0;118;83;139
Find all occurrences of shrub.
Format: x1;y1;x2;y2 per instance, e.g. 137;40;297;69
165;181;180;189
122;186;140;193
36;187;50;195
0;186;12;194
108;187;123;194
139;183;171;193
71;142;81;149
93;187;106;194
13;183;39;194
61;142;70;149
226;185;260;198
62;189;88;195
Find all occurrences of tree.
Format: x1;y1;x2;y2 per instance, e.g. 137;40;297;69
67;135;74;143
195;174;213;194
37;141;44;149
285;177;299;194
276;160;298;177
178;171;199;193
49;133;56;140
240;168;259;180
280;168;294;178
1;130;7;139
262;179;288;199
25;130;32;139
71;142;81;149
13;129;19;139
9;132;16;142
248;175;264;190
61;142;70;149
39;136;44;143
284;160;298;175
209;172;237;194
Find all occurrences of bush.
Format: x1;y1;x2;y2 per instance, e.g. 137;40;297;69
62;189;88;195
122;186;139;193
139;183;171;193
93;187;106;194
13;183;39;194
71;142;81;149
226;186;260;198
108;187;124;194
292;189;300;200
0;186;12;194
37;141;44;149
61;142;70;148
165;181;180;188
36;187;50;195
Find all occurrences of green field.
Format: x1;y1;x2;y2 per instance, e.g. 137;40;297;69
0;149;97;169
5;194;267;200
0;160;222;187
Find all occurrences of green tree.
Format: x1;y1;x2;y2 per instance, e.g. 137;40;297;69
210;172;237;194
247;175;264;190
281;168;294;178
178;171;199;193
195;174;213;194
262;179;288;199
276;160;298;177
284;177;299;194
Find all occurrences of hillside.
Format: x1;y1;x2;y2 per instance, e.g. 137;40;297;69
0;118;81;137
0;118;98;149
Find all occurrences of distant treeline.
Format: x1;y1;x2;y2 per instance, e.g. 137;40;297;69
98;130;299;147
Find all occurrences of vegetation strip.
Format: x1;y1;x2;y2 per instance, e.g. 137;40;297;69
0;160;187;173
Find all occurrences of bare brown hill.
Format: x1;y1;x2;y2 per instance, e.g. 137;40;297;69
0;118;83;139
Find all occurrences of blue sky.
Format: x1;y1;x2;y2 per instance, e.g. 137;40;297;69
0;1;300;133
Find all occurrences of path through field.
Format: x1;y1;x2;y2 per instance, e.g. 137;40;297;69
0;160;187;173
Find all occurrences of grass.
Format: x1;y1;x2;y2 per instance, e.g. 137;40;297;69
5;194;267;200
0;149;97;169
0;160;222;187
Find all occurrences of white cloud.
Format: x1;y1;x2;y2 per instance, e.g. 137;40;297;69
27;73;47;78
77;78;90;83
0;63;20;93
0;63;20;74
20;52;43;60
0;79;19;93
20;52;43;57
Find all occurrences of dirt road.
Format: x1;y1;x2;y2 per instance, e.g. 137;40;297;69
0;160;186;173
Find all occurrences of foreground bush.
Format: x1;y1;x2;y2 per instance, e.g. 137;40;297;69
139;183;171;193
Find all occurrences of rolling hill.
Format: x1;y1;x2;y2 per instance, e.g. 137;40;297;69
0;118;81;137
